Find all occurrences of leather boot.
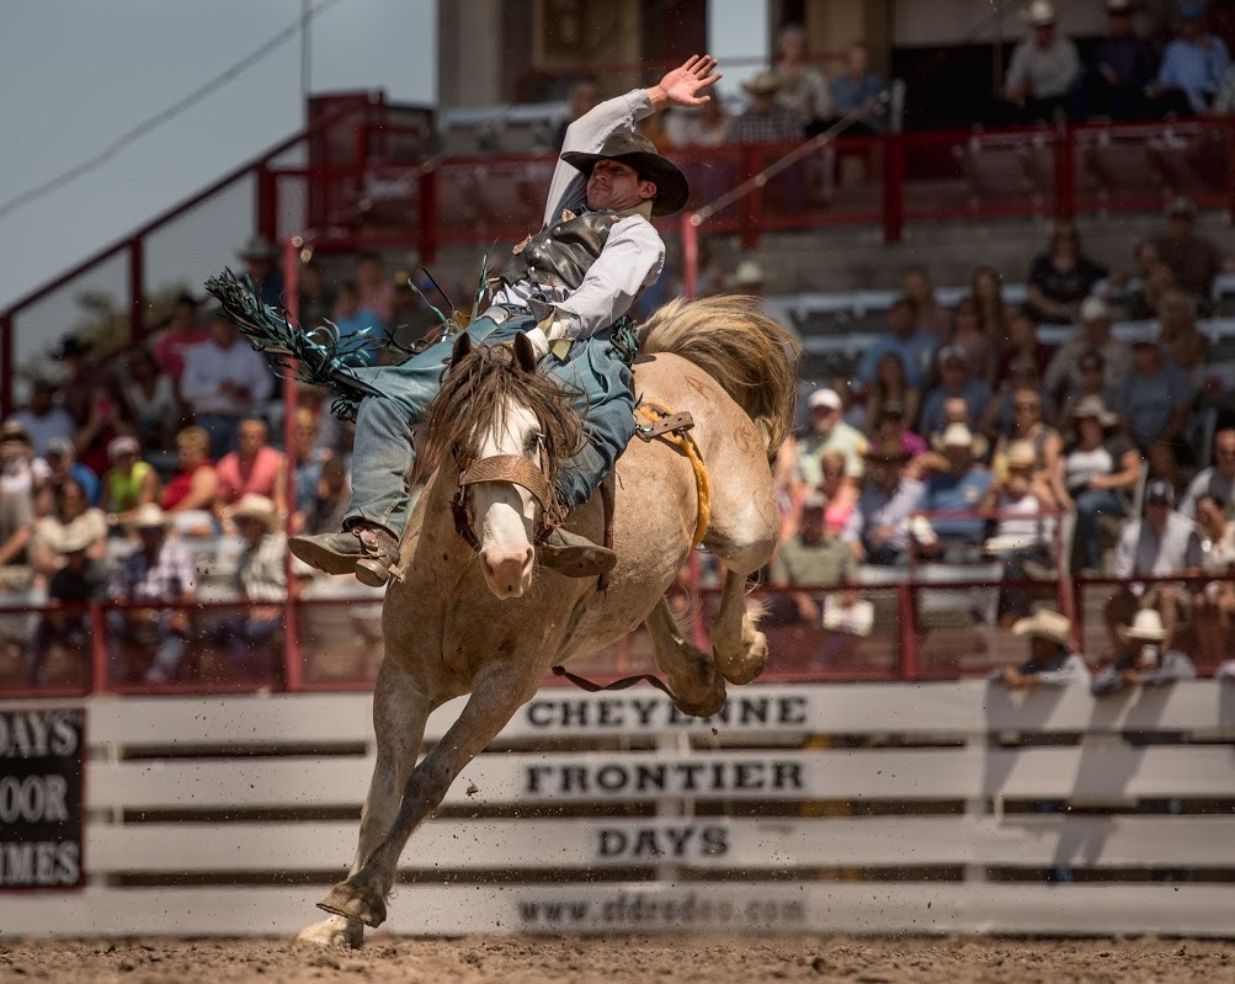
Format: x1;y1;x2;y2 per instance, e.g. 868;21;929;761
290;524;400;587
538;528;617;578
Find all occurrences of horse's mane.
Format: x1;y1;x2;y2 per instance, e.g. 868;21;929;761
638;295;801;454
417;342;585;491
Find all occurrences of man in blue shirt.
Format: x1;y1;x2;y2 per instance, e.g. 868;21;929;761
920;424;993;551
919;346;993;440
830;42;885;133
856;298;938;390
1155;3;1230;113
1119;337;1195;452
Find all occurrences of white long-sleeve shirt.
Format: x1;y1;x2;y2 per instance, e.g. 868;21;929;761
180;339;274;416
493;89;666;341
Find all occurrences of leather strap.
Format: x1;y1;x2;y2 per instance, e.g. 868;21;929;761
551;664;677;700
458;454;555;513
636;410;694;441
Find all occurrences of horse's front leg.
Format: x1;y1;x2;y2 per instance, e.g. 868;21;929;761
646;598;726;717
297;661;434;947
316;660;540;928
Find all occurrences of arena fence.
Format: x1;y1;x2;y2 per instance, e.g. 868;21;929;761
1;680;1233;938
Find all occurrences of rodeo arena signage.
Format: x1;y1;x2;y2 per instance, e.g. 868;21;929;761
0;682;1233;939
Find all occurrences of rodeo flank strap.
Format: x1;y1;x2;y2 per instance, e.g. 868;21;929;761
550;664;676;698
634;404;711;546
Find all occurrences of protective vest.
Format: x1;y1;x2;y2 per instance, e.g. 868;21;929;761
501;210;623;293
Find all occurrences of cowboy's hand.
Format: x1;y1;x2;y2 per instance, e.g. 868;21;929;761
650;55;722;109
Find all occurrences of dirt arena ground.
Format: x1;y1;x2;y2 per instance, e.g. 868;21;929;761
1;935;1232;984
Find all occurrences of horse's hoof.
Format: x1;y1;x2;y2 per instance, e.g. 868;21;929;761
295;914;363;949
317;880;387;929
672;661;727;718
720;630;768;686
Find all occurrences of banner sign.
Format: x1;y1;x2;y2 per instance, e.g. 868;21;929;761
0;708;84;889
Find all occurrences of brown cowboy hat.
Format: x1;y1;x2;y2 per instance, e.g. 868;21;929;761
561;130;690;216
742;70;783;96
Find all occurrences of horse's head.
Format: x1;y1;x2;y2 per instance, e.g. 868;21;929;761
421;332;583;599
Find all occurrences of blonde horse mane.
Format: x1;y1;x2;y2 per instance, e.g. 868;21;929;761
638;295;801;454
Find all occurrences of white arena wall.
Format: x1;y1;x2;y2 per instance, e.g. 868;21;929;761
2;681;1234;938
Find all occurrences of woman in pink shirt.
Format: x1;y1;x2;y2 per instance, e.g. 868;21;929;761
214;418;287;517
153;293;210;382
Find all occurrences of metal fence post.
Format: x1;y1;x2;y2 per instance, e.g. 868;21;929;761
282;238;304;693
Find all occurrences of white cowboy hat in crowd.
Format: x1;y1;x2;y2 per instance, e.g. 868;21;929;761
1118;609;1168;643
1072;395;1118;428
941;422;975;449
732;260;765;288
807;388;843;412
228;494;280;532
1080;296;1110;323
133;504;170;530
1012;608;1072;648
1025;1;1057;25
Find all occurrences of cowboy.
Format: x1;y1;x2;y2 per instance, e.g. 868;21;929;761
1092;608;1195;696
992;609;1089;688
287;55;721;587
212;494;286;674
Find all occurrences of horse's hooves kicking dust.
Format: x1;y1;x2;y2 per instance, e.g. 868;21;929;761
317;881;387;929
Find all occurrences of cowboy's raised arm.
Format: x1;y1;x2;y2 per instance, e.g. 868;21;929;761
543;55;721;224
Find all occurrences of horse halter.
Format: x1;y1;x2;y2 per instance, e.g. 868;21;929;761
449;442;565;552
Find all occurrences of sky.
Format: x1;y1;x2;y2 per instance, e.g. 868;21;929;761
0;0;437;315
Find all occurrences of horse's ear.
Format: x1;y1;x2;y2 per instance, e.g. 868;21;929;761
451;332;474;367
513;331;538;374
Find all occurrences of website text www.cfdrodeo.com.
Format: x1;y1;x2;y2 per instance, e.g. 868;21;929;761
517;890;807;930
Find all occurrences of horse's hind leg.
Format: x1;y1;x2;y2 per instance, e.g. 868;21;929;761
709;568;768;686
297;661;432;948
317;660;539;929
645;598;726;717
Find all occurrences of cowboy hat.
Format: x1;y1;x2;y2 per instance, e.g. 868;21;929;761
1118;608;1168;642
732;260;765;288
560;130;689;216
133;504;170;530
237;234;277;261
1072;395;1118;427
940;423;975;449
1012;608;1072;647
863;438;912;464
1025;0;1057;25
1080;296;1110;323
1006;440;1037;470
742;70;783;95
228;493;279;531
807;388;843;411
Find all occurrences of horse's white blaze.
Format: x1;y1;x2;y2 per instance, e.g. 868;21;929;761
473;397;539;599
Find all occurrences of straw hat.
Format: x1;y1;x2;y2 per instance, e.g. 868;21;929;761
1012;609;1072;647
941;423;975;449
1118;608;1168;643
1025;0;1057;25
1072;396;1118;427
133;504;170;529
1006;440;1037;470
228;494;279;531
742;70;783;96
732;260;766;288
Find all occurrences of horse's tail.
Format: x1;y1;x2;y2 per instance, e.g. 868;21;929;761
637;295;801;455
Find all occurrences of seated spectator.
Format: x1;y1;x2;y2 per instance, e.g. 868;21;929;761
984;441;1057;621
123;347;178;452
330;282;384;367
237;235;284;308
1056;349;1124;427
1080;0;1158;120
903;267;950;340
919;347;993;439
1092;609;1196;696
947;298;997;386
771;24;832;128
215;418;287;515
107;505;196;684
1125;240;1176;320
873;400;927;459
992;312;1052;391
101;436;159;522
24;530;108;686
54;335;111;428
212;495;286;676
830;41;886;133
990;388;1064;508
1107;479;1203;647
991;608;1088;688
842;440;924;566
1025;223;1108;325
864;352;921;437
153;292;209;384
300;454;350;536
0;423;47;501
355;251;393;326
1194;492;1235;662
10;381;75;458
970;266;1015;355
1149;198;1224;300
816;450;859;536
291;407;330;519
1153;4;1230;115
160;426;220;537
180;312;274;457
769;495;855;624
1057;397;1143;572
919;424;993;553
1003;2;1080;123
729;72;803;144
1043;297;1131;417
1157;289;1210;382
40;437;99;509
1181;428;1235;518
32;478;107;576
298;260;335;329
0;460;34;594
795;388;868;488
856;298;938;390
1119;335;1195;457
666;96;730;150
73;379;132;480
554;78;600;150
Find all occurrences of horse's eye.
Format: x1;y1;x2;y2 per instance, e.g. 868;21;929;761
524;430;543;454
